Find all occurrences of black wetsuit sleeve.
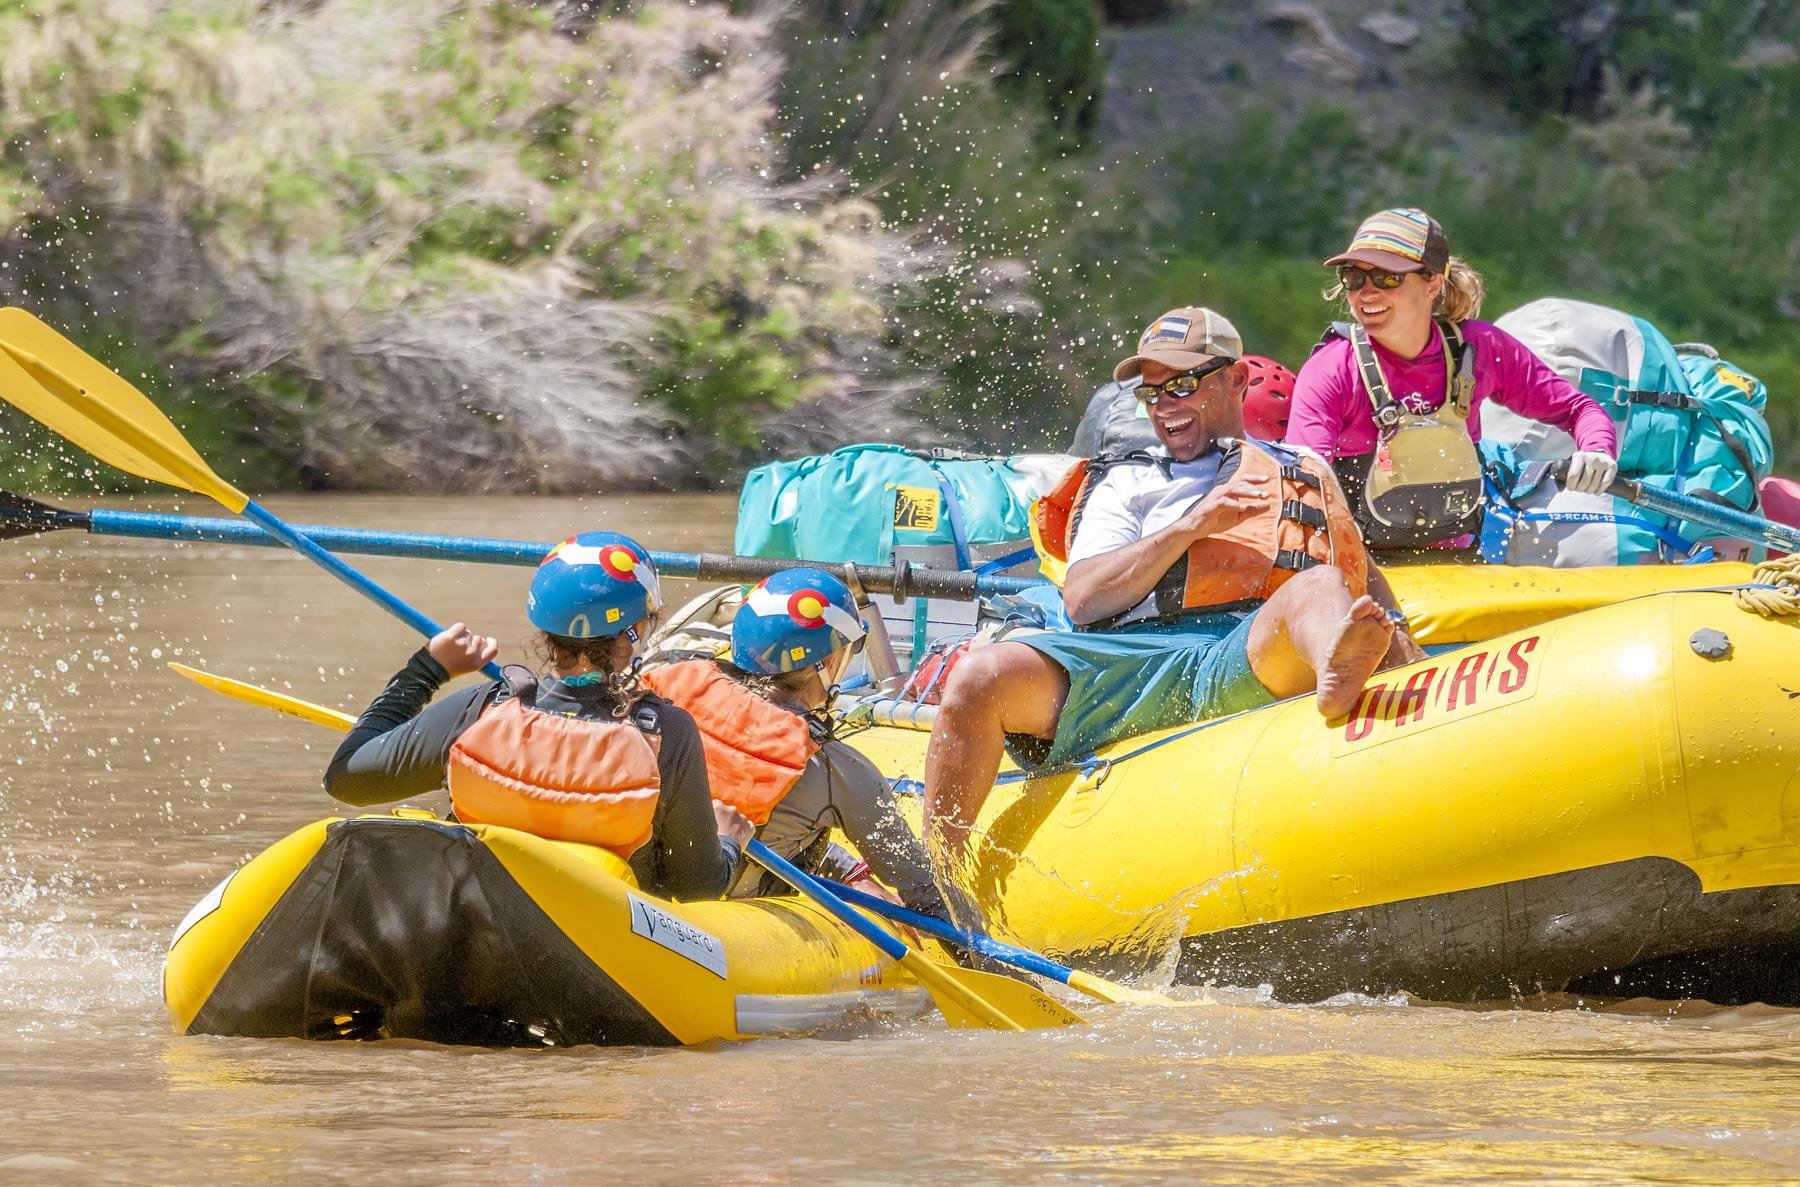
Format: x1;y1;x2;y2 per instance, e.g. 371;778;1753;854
629;702;738;901
754;740;949;919
323;648;494;806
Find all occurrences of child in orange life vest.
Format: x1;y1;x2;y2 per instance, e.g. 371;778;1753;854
642;568;953;921
324;530;753;901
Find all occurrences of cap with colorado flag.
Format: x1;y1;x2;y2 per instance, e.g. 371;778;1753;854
1324;207;1450;274
1112;306;1243;382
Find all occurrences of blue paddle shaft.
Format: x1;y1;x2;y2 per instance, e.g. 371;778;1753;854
826;878;1075;987
240;501;504;681
744;839;908;962
91;508;549;565
78;506;1045;596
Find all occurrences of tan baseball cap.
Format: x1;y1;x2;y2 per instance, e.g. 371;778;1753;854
1112;306;1243;382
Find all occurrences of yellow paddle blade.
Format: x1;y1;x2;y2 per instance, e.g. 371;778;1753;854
0;309;247;511
902;949;1085;1030
168;663;354;732
1065;970;1190;1008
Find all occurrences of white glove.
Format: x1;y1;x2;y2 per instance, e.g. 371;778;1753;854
1565;450;1620;495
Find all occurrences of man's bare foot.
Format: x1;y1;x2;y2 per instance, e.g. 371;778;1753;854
1315;595;1394;717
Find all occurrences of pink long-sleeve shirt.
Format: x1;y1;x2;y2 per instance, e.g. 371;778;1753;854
1288;319;1617;460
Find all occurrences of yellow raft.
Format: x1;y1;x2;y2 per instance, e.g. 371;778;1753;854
164;812;924;1046
850;585;1800;1004
165;564;1796;1043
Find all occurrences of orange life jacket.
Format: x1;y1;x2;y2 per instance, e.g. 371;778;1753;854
1033;449;1171;564
639;659;820;825
447;689;662;858
1042;440;1369;625
1166;439;1368;615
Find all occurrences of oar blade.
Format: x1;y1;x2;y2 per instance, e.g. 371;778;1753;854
0;309;245;509
168;663;355;732
1065;970;1185;1007
903;951;1085;1030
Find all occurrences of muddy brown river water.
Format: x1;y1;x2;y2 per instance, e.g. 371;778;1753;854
3;493;1799;1184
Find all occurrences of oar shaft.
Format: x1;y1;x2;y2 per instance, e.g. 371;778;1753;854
239;501;504;681
88;508;549;564
1548;459;1800;554
745;839;908;962
1613;479;1800;553
827;878;1077;986
63;504;1046;597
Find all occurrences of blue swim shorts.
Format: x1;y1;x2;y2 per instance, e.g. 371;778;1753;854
1008;611;1274;766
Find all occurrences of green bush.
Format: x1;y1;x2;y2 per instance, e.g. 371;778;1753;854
990;0;1104;145
0;0;931;490
1460;0;1798;122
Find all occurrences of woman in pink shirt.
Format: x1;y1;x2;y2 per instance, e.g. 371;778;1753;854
1289;208;1618;548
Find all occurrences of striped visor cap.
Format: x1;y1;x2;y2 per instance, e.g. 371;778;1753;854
1324;208;1450;274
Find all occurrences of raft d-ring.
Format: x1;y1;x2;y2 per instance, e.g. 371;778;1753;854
1076;759;1114;791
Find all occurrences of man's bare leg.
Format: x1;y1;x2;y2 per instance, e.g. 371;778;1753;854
1246;565;1394;717
923;641;1068;871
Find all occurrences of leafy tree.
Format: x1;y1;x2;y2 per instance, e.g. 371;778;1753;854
989;0;1104;146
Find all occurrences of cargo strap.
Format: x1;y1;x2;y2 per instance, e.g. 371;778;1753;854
925;463;973;571
1622;389;1758;494
1478;468;1712;565
974;546;1038;575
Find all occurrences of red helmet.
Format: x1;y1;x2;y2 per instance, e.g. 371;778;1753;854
1240;354;1296;441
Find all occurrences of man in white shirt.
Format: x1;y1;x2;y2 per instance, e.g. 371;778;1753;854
923;307;1422;863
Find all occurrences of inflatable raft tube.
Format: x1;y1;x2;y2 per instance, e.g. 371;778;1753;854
849;588;1800;1004
164;813;925;1047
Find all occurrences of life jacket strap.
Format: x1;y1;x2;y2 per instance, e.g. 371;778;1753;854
1279;500;1328;531
1351;319;1475;428
1281;463;1322;488
1273;548;1324;572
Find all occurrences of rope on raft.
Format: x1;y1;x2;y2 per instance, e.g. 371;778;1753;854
1733;553;1800;616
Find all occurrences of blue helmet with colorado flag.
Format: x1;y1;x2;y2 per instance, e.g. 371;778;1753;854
527;531;662;639
731;568;866;675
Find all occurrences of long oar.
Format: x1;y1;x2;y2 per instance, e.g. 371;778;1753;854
1612;478;1800;555
742;838;1083;1030
0;487;1043;599
1548;460;1800;554
0;308;501;679
169;662;358;731
825;878;1185;1007
165;660;1084;1032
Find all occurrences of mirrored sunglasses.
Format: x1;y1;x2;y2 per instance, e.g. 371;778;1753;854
1134;356;1233;406
1337;266;1409;292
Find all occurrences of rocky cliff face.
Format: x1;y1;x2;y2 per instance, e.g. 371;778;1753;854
1100;1;1511;156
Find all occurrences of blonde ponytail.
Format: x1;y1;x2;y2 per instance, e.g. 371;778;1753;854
1434;256;1484;323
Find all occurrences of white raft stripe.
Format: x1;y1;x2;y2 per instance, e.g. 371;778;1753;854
169;869;237;952
735;988;932;1036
